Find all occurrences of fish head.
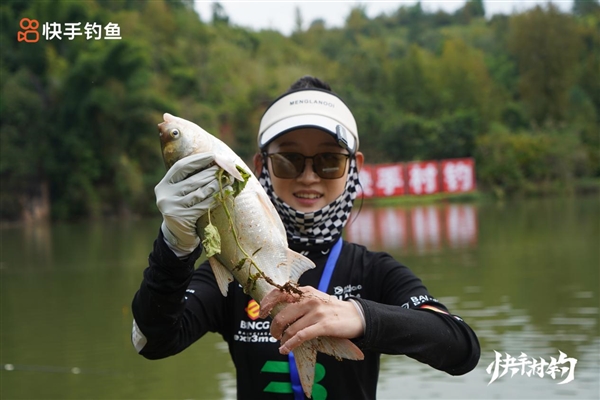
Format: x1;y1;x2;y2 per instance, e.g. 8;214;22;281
158;113;213;170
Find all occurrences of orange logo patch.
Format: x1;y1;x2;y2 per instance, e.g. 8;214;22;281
245;299;260;320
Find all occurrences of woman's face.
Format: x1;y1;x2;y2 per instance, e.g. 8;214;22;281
254;128;364;213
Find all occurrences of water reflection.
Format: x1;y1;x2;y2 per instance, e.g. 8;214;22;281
345;204;477;253
346;198;599;399
1;197;598;399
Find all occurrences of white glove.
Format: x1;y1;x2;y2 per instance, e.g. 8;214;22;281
155;152;231;257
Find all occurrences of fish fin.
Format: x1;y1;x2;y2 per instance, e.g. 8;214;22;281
163;112;175;122
286;249;315;284
312;337;364;361
214;153;243;181
293;341;318;398
208;257;234;297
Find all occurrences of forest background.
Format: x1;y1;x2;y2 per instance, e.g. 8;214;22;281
1;0;599;222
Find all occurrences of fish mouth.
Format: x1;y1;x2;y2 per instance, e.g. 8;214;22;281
157;121;170;143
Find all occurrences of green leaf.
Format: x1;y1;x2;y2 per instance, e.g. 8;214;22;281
231;165;251;198
235;257;248;271
202;223;221;258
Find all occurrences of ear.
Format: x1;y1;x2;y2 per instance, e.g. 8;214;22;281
354;151;364;172
253;153;264;175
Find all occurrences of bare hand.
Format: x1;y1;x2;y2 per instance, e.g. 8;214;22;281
260;286;364;355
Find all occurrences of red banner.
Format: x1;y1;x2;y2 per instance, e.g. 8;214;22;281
441;158;475;193
374;163;405;197
407;161;439;195
358;158;475;198
357;165;375;198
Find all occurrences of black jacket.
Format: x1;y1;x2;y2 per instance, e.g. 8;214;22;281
132;230;480;400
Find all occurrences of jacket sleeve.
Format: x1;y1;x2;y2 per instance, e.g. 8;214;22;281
130;228;226;360
351;253;480;376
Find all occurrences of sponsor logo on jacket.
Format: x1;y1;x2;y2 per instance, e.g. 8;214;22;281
333;283;362;299
235;299;277;343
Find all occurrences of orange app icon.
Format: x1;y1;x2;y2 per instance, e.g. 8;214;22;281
18;18;39;43
245;299;260;320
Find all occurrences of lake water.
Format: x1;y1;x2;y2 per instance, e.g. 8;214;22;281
1;195;598;400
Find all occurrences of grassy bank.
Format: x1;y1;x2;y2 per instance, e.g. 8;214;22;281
359;178;600;208
360;191;484;207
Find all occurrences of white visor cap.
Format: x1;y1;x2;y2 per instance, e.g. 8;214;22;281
258;89;359;153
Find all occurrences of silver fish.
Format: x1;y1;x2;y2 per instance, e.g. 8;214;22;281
157;113;364;398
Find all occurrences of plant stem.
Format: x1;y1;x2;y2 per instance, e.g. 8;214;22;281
209;169;302;295
215;170;292;292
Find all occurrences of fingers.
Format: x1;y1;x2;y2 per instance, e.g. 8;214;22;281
266;287;318;337
157;164;235;210
268;288;364;355
176;165;221;196
274;292;331;341
259;288;300;319
156;153;216;198
279;324;324;355
166;152;216;184
179;171;224;206
269;289;328;340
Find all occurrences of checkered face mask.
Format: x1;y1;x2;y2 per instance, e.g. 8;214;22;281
259;157;359;247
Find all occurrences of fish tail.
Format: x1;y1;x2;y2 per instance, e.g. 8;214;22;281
293;341;317;398
312;336;364;361
293;337;364;398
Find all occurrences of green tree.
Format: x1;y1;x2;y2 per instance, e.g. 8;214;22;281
379;113;441;161
573;0;600;16
211;2;229;25
508;4;581;125
476;129;585;196
344;5;369;42
390;45;438;116
572;6;600;175
53;39;161;218
455;0;486;23
293;6;303;34
0;69;53;220
469;0;485;17
2;0;598;222
405;2;426;44
435;38;497;124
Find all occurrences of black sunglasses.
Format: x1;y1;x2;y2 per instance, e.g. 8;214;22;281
263;152;350;179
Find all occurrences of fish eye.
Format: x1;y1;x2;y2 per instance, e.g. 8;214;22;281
171;129;180;138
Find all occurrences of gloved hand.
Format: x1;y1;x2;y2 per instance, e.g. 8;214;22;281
155;152;231;257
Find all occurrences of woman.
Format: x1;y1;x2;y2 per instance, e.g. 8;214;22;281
132;76;480;400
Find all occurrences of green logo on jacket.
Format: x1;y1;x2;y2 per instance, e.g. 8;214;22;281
261;361;327;399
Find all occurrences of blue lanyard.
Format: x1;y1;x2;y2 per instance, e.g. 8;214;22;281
288;238;343;400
